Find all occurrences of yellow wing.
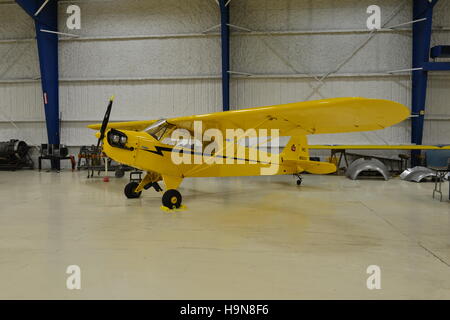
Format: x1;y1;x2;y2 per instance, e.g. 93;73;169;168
166;97;410;136
87;120;157;131
87;97;409;135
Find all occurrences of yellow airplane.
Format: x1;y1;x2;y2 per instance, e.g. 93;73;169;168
89;96;410;209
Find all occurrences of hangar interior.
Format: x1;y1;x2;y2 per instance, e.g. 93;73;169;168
0;0;450;299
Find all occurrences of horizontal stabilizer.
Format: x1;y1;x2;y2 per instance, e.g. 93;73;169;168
284;159;337;174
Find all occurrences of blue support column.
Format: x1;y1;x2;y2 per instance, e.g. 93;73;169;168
411;0;438;165
16;0;60;146
219;0;230;112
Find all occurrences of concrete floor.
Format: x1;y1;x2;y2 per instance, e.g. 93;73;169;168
0;170;449;299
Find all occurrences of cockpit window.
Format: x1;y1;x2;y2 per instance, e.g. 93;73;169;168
144;119;176;141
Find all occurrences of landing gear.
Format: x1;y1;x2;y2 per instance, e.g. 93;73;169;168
162;189;182;209
294;173;302;186
124;181;142;199
124;172;184;209
144;181;163;192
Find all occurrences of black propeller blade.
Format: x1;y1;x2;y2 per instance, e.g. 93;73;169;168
96;96;115;149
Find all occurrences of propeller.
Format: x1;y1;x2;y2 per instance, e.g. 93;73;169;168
96;95;115;149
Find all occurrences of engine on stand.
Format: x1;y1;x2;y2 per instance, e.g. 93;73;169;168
0;139;34;170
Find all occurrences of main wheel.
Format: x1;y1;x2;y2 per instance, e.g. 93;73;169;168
296;178;302;186
162;189;182;209
124;181;142;199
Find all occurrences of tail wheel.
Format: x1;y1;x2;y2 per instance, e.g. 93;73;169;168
294;173;303;186
124;181;142;199
162;189;182;209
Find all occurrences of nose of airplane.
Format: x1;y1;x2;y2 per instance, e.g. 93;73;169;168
95;131;101;139
100;129;137;168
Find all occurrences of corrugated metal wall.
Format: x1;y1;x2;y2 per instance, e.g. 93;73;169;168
0;0;449;147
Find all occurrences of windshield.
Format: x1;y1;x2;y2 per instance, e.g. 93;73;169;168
144;119;176;141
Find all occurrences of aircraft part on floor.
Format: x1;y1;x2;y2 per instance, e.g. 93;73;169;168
0;140;28;159
400;166;437;182
0;139;34;170
345;158;390;181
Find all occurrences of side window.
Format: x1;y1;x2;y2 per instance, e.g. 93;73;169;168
153;127;167;140
158;125;177;145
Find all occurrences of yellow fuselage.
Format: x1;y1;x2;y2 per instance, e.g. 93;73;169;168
102;129;299;178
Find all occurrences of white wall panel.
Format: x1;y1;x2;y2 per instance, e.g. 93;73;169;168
0;2;34;39
0;42;39;79
60;38;221;78
0;3;38;80
58;0;219;37
59;79;222;121
231;0;411;31
427;76;450;116
232;33;411;75
231;76;411;108
433;0;450;27
424;0;450;47
0;82;43;121
0;122;47;145
423;121;450;145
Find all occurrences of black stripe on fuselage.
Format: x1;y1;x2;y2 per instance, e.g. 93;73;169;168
140;146;272;164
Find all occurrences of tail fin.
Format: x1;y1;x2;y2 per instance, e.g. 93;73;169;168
280;135;310;161
281;136;336;174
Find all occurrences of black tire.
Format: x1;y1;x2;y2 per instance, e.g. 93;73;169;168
162;189;182;209
296;179;302;186
115;168;125;178
124;182;142;199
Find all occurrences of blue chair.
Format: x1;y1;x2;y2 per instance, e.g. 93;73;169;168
425;148;450;168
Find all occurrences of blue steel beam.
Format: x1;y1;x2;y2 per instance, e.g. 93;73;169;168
16;0;60;145
219;0;230;112
423;62;450;71
411;0;438;164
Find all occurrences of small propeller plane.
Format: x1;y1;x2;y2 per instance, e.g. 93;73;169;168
88;97;410;209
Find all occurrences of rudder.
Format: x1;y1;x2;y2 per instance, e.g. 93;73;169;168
280;135;309;161
281;136;336;174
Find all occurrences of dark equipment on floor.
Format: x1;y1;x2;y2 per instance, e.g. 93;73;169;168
0;139;34;170
38;144;75;171
77;145;133;178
